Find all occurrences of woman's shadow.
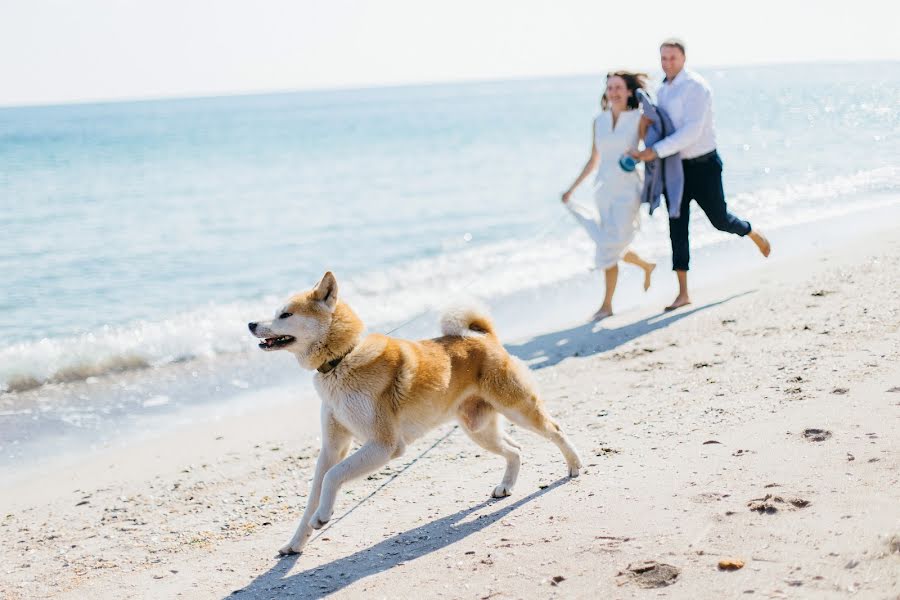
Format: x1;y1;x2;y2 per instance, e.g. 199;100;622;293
229;479;569;599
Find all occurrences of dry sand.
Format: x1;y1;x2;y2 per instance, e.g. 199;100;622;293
2;227;899;599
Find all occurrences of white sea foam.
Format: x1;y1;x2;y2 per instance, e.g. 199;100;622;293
2;167;898;394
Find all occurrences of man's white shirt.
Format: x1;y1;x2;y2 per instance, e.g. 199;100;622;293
653;68;717;160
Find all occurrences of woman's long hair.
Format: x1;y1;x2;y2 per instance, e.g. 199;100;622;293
601;70;648;110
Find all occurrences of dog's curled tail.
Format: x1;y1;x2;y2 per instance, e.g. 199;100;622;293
440;305;496;338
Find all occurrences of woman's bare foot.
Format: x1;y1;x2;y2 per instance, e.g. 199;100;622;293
664;295;692;312
591;307;613;322
643;263;656;291
748;230;771;257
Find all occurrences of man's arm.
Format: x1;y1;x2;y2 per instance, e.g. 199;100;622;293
652;82;711;159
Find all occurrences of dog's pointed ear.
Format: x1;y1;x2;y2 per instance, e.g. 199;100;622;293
312;271;338;311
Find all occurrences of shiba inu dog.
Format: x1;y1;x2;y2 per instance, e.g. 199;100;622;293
248;272;582;555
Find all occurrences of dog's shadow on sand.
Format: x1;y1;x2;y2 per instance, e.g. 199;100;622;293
229;479;569;599
506;292;753;370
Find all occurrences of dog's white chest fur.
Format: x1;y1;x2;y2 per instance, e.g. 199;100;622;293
314;376;376;440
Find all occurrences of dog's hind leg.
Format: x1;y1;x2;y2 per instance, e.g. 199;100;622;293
279;411;352;556
483;364;582;478
504;402;582;478
458;397;521;498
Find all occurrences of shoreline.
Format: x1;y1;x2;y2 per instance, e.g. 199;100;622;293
3;198;900;478
2;219;898;598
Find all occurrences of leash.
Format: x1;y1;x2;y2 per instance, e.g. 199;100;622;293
305;209;571;544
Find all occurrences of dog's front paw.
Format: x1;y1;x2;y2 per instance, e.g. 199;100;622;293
568;456;583;478
310;511;331;530
278;542;303;556
492;484;513;498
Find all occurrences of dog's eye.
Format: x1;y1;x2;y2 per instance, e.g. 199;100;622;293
279;312;292;319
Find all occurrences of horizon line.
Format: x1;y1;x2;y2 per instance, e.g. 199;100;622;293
2;58;896;111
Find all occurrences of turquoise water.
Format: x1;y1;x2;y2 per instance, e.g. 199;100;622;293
1;61;899;397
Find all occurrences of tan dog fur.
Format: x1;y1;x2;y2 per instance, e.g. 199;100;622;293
248;272;582;555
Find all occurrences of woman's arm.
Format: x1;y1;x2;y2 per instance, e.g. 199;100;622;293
639;114;652;143
562;122;600;203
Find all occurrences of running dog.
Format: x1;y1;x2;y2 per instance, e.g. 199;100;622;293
248;272;582;555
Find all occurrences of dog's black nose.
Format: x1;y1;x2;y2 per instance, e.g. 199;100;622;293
248;322;258;333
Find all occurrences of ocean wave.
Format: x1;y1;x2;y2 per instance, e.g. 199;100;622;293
0;301;267;394
2;167;899;394
733;166;900;223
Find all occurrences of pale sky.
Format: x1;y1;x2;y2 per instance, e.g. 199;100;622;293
2;0;897;107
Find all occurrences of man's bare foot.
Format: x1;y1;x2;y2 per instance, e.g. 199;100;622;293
748;230;771;257
591;307;613;322
643;263;656;291
664;295;692;312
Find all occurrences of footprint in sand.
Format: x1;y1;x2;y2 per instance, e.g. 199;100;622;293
802;428;832;442
748;493;811;514
618;561;680;588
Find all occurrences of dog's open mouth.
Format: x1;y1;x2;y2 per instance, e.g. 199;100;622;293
259;335;296;350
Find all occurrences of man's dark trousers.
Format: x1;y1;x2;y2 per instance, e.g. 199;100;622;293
668;150;751;271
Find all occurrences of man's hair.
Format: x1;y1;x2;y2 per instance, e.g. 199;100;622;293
660;38;686;55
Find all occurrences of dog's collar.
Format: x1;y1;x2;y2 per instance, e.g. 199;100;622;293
316;348;353;374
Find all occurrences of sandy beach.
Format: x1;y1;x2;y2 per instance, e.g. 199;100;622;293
3;224;899;599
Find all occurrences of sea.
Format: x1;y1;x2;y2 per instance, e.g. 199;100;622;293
2;61;899;469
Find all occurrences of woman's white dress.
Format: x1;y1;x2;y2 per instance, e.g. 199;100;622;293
568;109;643;270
